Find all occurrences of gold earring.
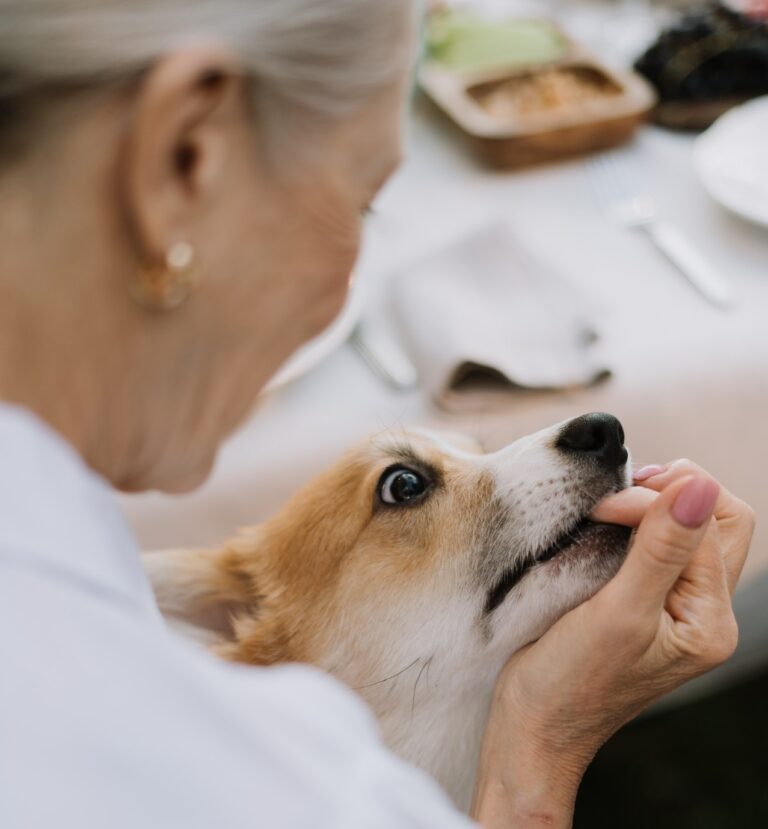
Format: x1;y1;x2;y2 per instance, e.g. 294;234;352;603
130;241;198;311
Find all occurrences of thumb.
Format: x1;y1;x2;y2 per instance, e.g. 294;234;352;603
606;474;720;614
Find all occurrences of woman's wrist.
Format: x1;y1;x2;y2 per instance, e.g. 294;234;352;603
471;733;587;829
471;759;583;829
470;669;597;827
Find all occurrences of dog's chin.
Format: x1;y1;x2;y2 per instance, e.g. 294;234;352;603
553;521;633;566
485;521;632;615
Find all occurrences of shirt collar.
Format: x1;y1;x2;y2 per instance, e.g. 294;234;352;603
0;403;158;613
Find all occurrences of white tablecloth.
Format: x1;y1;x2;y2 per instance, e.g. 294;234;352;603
122;104;768;581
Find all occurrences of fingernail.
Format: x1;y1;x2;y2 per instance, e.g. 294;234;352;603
634;464;666;481
672;478;720;528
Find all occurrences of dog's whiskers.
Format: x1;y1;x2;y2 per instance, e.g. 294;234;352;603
354;656;421;690
410;656;434;720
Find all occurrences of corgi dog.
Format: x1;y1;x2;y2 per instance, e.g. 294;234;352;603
144;412;632;810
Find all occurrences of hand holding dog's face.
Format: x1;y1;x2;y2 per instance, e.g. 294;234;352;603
146;413;634;807
144;424;753;814
471;460;753;827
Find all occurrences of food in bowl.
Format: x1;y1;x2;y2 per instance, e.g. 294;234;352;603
425;10;568;73
469;66;622;120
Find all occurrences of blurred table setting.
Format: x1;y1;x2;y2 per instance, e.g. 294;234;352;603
122;0;768;680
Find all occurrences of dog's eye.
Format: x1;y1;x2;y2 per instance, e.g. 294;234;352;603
378;467;429;505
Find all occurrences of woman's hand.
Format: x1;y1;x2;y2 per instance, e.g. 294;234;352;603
471;460;755;829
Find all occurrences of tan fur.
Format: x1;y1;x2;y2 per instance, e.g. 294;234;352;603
196;437;496;671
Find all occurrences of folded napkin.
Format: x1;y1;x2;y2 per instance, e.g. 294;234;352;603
389;222;610;412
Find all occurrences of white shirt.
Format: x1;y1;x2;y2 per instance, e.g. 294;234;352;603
0;405;474;829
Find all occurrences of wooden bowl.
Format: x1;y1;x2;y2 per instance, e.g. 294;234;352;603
420;52;658;168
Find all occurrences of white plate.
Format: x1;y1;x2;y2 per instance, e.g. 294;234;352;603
693;96;768;229
264;271;366;391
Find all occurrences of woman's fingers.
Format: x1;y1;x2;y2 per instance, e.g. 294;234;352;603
589;486;657;527
635;460;737;521
723;503;756;592
591;485;731;627
603;475;720;617
632;459;755;593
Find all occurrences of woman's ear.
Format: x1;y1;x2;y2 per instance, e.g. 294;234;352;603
142;545;252;644
119;45;249;264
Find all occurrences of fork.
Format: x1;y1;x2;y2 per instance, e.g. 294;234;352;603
587;149;733;309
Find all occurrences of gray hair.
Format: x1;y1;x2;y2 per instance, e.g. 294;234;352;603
0;0;416;154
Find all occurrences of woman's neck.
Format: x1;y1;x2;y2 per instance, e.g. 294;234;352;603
0;167;132;486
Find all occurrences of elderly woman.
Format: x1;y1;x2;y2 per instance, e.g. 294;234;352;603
0;2;754;828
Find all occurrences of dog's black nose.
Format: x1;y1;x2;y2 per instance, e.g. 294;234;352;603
556;413;628;470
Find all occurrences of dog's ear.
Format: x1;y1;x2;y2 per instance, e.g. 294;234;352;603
142;546;252;645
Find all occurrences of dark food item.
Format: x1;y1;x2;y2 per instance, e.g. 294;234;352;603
635;3;768;127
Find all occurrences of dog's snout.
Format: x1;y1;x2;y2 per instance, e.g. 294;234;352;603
556;413;627;470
